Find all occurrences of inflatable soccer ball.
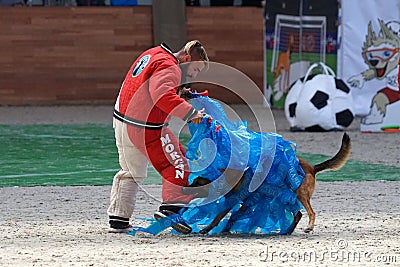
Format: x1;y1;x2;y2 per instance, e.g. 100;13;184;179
285;73;354;131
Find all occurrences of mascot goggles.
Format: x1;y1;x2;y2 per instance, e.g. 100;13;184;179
363;47;399;62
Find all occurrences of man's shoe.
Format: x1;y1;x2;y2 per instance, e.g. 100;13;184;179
154;204;192;234
108;224;135;233
109;216;133;233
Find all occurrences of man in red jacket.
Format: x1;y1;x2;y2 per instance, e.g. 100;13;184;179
108;40;209;233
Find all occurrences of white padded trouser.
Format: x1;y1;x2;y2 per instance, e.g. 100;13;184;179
107;170;139;219
107;119;148;219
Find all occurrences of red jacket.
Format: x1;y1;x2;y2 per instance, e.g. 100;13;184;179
114;43;196;127
113;43;195;203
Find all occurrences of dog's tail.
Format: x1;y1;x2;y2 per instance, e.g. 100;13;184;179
314;133;351;174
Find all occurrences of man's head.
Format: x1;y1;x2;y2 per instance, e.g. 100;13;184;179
182;40;209;64
176;40;209;79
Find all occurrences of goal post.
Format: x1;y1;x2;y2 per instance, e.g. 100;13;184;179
271;14;327;73
266;14;327;108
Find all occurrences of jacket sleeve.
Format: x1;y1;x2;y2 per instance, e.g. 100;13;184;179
148;59;196;121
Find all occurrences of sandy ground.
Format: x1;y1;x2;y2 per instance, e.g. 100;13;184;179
0;105;399;267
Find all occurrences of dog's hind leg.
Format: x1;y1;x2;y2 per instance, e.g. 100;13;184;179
297;195;315;233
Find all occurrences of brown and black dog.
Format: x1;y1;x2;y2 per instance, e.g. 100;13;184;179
183;132;351;234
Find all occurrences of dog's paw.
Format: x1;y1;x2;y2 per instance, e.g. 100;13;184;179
199;228;210;235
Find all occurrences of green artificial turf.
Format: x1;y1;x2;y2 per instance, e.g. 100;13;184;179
0;124;398;187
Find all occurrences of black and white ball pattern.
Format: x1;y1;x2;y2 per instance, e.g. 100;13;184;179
285;74;354;131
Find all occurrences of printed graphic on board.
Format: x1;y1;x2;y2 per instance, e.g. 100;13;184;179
264;0;338;108
346;20;400;132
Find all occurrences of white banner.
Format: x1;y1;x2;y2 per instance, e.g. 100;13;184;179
338;0;400;132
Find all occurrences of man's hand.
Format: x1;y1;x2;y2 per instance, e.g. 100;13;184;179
178;87;192;98
190;108;205;124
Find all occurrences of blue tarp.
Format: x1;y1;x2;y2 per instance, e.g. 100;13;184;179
128;96;305;236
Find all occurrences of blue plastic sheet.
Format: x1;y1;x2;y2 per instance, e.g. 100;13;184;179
129;96;305;236
182;96;305;235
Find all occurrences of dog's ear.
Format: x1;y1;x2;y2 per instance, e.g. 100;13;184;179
181;177;211;198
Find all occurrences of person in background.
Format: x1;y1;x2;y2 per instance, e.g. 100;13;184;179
108;40;209;234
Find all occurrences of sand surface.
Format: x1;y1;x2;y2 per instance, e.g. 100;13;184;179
0;105;399;266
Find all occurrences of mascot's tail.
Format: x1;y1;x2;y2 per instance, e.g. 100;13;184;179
314;133;351;174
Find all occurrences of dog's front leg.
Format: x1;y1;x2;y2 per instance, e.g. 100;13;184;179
297;194;315;233
199;208;231;234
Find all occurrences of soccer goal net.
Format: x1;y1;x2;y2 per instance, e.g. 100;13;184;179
271;14;327;72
